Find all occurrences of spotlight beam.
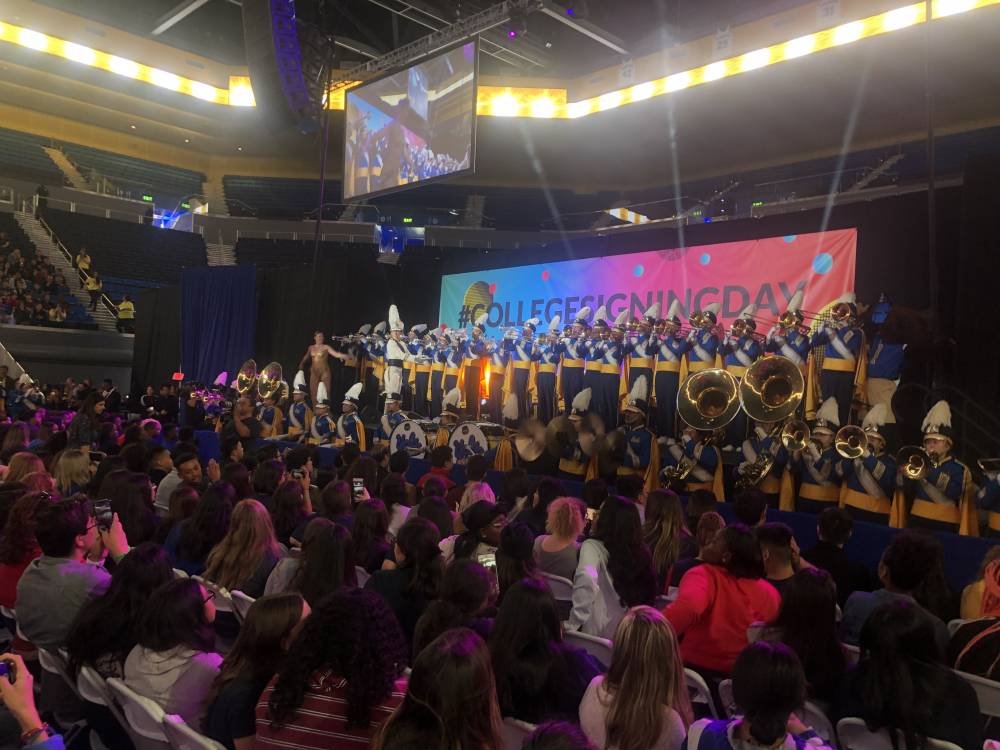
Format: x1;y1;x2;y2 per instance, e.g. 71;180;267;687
152;0;213;36
538;0;628;55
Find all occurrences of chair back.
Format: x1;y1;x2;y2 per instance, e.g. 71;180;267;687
193;576;234;614
162;714;227;750
501;717;537;750
540;572;573;601
717;678;737;718
684;668;719;718
842;642;860;666
956;669;1000;718
799;700;836;745
38;647;79;697
107;677;170;746
563;630;613;669
355;565;371;587
836;718;962;750
172;568;189;579
230;590;255;624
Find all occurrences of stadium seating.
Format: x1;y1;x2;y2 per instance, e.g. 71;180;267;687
223;176;343;219
0;127;65;186
60;143;205;207
42;209;207;287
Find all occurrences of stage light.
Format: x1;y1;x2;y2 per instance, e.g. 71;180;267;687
934;0;977;16
783;34;816;59
833;20;865;45
190;81;218;102
530;96;557;118
702;61;727;82
108;55;140;78
883;5;921;30
740;48;771;71
228;79;256;107
598;90;623;111
567;99;594;118
150;68;181;91
62;42;96;65
507;29;517;38
665;71;691;92
17;29;48;51
490;92;520;117
630;81;655;101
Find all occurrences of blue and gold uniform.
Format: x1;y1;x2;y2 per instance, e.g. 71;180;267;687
557;388;596;481
602;312;629;428
625;303;659;394
335;382;367;452
535;316;562;426
582;307;608;426
409;325;431;417
462;314;489;420
485;339;510;424
428;332;447;419
557;307;591;414
615;376;659;493
661;431;725;501
977;475;1000;536
652;300;689;437
792;397;841;515
443;336;463;396
740;425;790;503
376;372;406;444
362;324;385;416
504;320;538;425
285;370;313;439
837;403;895;524
258;400;283;439
309;382;335;445
721;304;763;447
811;315;864;428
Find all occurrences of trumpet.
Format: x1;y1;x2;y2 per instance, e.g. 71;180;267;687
834;425;868;460
896;445;937;481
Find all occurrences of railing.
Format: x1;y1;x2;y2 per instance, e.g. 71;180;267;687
33;193;150;224
0;334;28;382
233;227;377;243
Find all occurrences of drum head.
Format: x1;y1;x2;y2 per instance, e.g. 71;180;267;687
389;419;429;458
448;422;490;464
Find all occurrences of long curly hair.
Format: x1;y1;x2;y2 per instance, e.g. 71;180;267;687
266;588;407;729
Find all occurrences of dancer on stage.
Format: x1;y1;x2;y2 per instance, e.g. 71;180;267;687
837;404;896;525
461;314;488;420
720;304;763;449
616;376;659;492
409;324;431;417
299;331;351;406
285;370;313;440
535;316;561;426
791;397;841;515
556;307;590;418
811;292;865;427
685;302;721;374
376;372;406;444
652;300;688;437
335;382;367;451
485;332;510;424
309;383;335;445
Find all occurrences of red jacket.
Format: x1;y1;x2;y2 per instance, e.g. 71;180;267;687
663;563;780;674
416;466;455;492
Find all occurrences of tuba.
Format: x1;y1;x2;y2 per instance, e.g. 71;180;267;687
676;368;741;431
835;425;868;460
235;359;258;396
257;362;286;403
897;445;935;481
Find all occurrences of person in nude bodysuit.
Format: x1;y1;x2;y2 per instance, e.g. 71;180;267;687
299;331;349;406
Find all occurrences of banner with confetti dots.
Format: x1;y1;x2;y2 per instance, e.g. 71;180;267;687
439;229;856;332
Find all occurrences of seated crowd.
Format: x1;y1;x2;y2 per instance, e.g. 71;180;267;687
0;395;995;750
0;231;76;328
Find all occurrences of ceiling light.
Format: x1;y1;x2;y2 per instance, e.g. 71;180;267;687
236;146;243;151
933;0;977;16
17;29;49;51
529;96;556;118
597;90;623;111
190;82;217;102
150;68;181;90
490;93;520;117
62;42;96;65
184;138;190;143
702;61;727;82
665;71;691;92
630;81;655;101
883;5;922;30
129;124;136;129
108;56;140;78
832;20;864;45
783;34;816;59
740;48;771;71
567;99;593;118
229;82;256;107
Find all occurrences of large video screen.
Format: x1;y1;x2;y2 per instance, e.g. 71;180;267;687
343;41;477;201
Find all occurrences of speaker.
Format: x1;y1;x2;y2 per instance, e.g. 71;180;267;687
241;0;317;131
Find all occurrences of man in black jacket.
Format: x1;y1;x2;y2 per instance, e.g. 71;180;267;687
802;507;875;607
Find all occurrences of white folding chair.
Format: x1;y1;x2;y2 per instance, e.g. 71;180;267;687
842;642;860;666
563;630;613;669
956;669;1000;718
799;700;837;747
501;717;537;750
541;572;573;600
107;677;171;747
836;717;962;750
230;591;255;624
948;618;974;636
717;678;737;718
38;647;80;698
172;568;189;579
162;714;226;750
355;565;371;587
194;577;234;614
685;668;720;718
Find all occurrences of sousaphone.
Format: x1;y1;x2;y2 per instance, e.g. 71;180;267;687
235;359;258;396
257;361;288;404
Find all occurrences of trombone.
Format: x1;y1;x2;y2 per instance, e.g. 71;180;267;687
835;425;868;460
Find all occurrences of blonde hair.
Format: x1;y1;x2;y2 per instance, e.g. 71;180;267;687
54;449;91;494
545;496;585;539
603;606;693;750
204;499;281;591
642;489;685;575
5;453;44;484
458;481;495;513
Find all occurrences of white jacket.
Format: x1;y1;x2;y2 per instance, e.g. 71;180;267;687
566;539;626;640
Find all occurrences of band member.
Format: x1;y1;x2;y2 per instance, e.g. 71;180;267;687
310;383;335;445
535;316;561;426
685;302;721;373
739;419;790;506
505;318;538;425
865;294;905;424
285;370;313;439
720;304;762;449
363;322;386;416
385;305;409;405
409;324;431;417
556;307;590;417
258;393;284;439
616;376;659;492
299;331;350;406
976;463;1000;537
376;372;406;444
462;314;488;420
435;387;462;448
792;397;841;515
583;307;608;425
652;300;688;437
443;330;463;400
557;388;598;482
600;311;628;428
485;333;510;424
660;427;725;500
626;304;658;393
838;403;896;524
810;293;865;427
335;382;367;451
765;291;811;369
891;400;976;535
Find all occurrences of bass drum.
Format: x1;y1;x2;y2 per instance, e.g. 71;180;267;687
448;422;491;464
388;419;430;459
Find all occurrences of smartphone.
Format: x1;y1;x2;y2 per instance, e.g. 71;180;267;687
477;552;499;598
352;478;365;498
0;659;16;684
93;499;113;531
291;468;305;480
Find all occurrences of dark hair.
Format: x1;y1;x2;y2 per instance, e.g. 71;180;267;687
881;530;942;595
172;451;200;470
756;522;793;567
534;477;565;515
338;444;361;471
499;468;532;512
0;491;50;564
319;480;352;519
388;449;410;475
908;533;956;623
466;454;488;482
289;519;357;606
453;501;501;560
496;521;538;599
267;589;407;728
593;496;656;607
766;568;846;701
379;472;408;513
856;599;949;749
615;473;643;500
222;462;254;500
732;642;806;745
34;493;90;557
412;558;492;657
733;490;768;526
720;523;766;579
253;459;285;496
221;437;242;461
817;506;853;545
685;489;717;534
271;480;308;542
80;392;105;423
429;445;452;469
120;443;147;473
154;485;200;545
420;475;447;501
643;488;685;577
582;478;609;511
395;518;443;600
522;721;597;750
284;447;313;472
178;482;236;563
376;628;501;750
100;471;157;545
352;499;389;566
255;443;280;463
66;543;173;676
137;578;216;653
415;496;454;539
346;456;379;495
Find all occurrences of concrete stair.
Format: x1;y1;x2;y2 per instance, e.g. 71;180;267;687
205;241;236;266
43;147;90;190
202;178;230;217
13;210;118;331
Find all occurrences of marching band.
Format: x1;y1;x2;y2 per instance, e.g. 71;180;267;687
227;296;994;537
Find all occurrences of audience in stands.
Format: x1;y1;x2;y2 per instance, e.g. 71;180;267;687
756;522;798;595
412;558;494;658
66;392;104;450
353;497;392;573
732;489;768;527
256;588;408;749
580;606;693;750
270;478;313;548
496;520;541;601
153;485;200;544
265;517;356;603
166;481;237;576
519;477;567;536
490;578;603;724
533;495;585;581
670;512;726;588
802;507;875;607
568;495;657;638
643;488;687;593
664;524;780;675
0;491;46;617
439;500;505;564
203;499;281;598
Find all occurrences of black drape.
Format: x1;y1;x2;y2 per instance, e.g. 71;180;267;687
131;285;181;394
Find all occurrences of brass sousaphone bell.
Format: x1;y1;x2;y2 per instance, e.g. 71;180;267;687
257;361;289;404
235;359;258;396
665;369;740;484
835;425;868;460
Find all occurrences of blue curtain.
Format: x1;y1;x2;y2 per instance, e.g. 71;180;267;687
181;266;257;385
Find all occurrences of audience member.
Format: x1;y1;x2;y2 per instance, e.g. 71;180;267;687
959;545;1000;620
950;558;1000;736
524;721;598;750
256;589;408;749
834;599;982;750
679;490;717;559
801;507;875;607
496;520;541;601
265;518;356;603
353;498;392;573
416;445;455;492
0;491;46;614
316;479;354;529
222;462;255;502
412;558;494;658
439;500;505;564
167;481;237;576
445;453;489;508
204;499;281;598
205;593;310;750
53;448;92;495
533;496;585;581
376;628;502;750
101;470;159;545
380;472;412;538
153;485;200;545
158;452;210;505
670;512;726;587
579;606;693;750
0;423;29;464
499;467;533;515
756;522;796;596
415;478;455;539
4;453;44;484
457;480;496;514
251;459;285;510
732;489;768;527
520;480;568;537
270;478;313;548
568;496;657;639
664;524;780;675
643;489;687;593
66;392;105;450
